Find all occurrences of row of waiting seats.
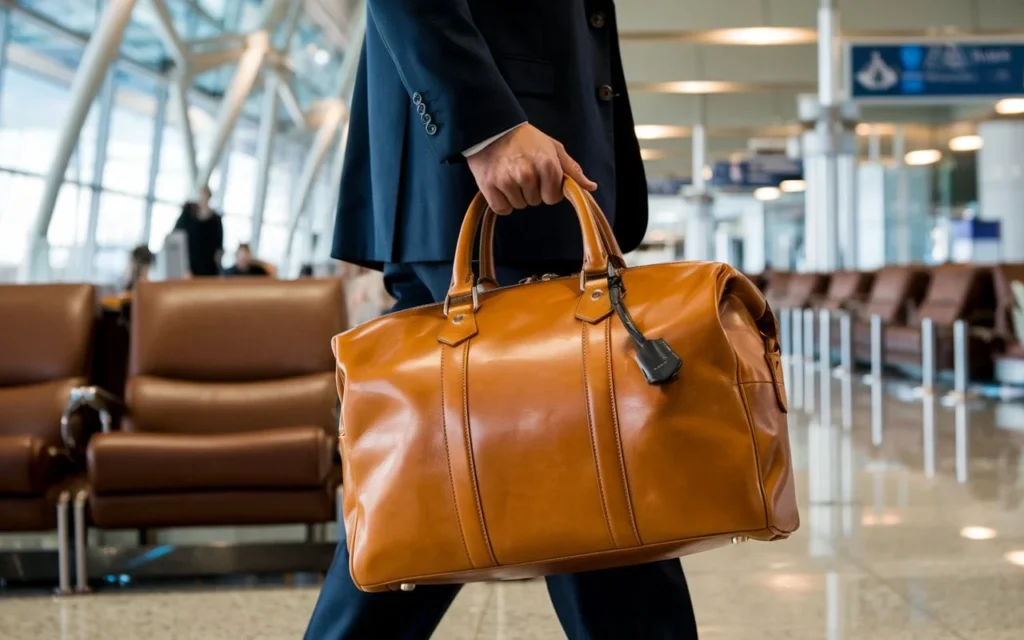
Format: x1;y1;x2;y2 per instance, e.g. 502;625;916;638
749;263;1024;383
0;278;348;588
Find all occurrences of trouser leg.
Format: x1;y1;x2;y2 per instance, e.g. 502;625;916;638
546;559;699;640
304;543;462;640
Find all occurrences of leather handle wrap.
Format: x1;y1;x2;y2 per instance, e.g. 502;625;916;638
447;178;615;303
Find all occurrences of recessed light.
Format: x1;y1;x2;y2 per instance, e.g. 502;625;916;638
754;186;782;201
995;98;1024;115
905;149;942;166
948;135;983;152
780;179;806;193
635;125;690;140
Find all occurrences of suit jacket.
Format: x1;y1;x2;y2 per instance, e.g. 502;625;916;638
331;0;647;268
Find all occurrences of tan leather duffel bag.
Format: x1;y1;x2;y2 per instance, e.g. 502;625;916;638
332;179;799;592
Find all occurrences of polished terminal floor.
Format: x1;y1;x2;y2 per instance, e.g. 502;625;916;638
2;364;1022;639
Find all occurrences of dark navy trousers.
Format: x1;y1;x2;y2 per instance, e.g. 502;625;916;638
304;262;699;640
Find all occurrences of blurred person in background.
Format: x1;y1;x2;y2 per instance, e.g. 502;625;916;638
174;186;223;277
124;245;154;292
223;243;269;277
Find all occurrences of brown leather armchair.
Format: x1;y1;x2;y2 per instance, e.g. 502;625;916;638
84;278;346;532
851;266;931;362
883;265;997;378
993;263;1024;384
762;271;792;310
818;271;874;311
775;273;829;309
0;284;96;589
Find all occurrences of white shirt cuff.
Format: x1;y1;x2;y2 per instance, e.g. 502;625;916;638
462;123;527;157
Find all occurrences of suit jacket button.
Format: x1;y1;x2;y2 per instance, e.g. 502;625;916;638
416;103;426;115
421;113;432;124
425;123;438;135
412;92;423;105
590;12;606;28
597;84;614;101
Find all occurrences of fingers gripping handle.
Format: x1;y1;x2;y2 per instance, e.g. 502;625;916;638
446;178;615;307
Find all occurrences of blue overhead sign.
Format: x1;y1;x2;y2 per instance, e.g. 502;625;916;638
849;43;1024;100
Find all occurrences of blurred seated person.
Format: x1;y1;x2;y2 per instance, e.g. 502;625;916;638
125;245;155;292
173;186;223;276
223;243;269;277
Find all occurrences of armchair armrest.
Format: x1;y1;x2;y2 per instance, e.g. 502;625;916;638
61;386;124;457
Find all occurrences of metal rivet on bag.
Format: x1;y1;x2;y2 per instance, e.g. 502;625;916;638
731;536;748;544
400;583;416;591
452;314;464;324
591;289;603;300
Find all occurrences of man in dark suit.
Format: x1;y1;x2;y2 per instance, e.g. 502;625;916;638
307;2;698;638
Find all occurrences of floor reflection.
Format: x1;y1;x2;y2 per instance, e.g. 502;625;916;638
1;373;1023;639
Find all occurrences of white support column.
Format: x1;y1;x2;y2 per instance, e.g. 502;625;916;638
168;76;199;196
683;100;714;262
22;0;138;282
81;73;117;281
286;103;346;244
283;5;367;261
250;72;280;254
194;33;269;192
142;81;170;244
892;126;910;264
145;0;189;71
270;68;307;130
817;0;840;271
978;120;1024;261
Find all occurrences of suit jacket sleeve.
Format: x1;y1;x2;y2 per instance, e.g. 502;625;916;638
367;0;527;162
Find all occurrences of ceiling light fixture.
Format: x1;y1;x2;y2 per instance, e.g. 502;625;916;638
640;149;667;161
314;48;331;66
754;186;782;201
948;135;983;152
704;27;817;46
904;149;942;166
634;125;690;140
780;179;806;193
995;98;1024;115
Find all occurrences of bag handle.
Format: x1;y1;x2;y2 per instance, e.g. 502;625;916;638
477;187;627;288
445;178;619;314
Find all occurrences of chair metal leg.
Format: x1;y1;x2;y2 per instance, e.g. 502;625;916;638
54;491;72;596
74;490;91;593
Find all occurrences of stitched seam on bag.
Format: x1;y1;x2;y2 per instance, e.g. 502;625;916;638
462;340;498;567
605;318;642;547
440;347;474;567
734;371;772;531
583;322;616;548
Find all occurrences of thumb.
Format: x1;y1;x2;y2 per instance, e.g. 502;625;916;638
556;144;597;191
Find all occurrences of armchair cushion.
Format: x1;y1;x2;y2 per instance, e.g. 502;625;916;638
0;434;56;494
88;426;335;494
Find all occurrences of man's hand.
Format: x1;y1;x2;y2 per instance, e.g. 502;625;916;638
466;124;597;215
